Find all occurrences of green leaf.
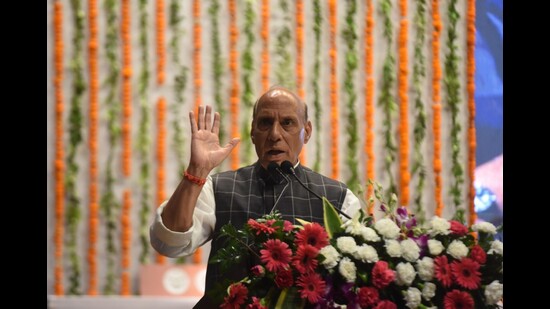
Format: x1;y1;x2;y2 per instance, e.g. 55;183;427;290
295;218;311;227
323;197;343;238
274;287;304;309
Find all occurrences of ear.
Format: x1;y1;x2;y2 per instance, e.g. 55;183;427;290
303;121;312;144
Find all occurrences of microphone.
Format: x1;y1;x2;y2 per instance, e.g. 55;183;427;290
280;160;351;220
266;162;290;214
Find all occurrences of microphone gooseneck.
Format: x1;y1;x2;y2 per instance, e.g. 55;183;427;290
267;161;290;214
280;160;351;220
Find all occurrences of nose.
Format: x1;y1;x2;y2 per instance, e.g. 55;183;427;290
268;122;282;141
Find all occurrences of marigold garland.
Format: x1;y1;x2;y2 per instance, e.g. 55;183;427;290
410;0;428;224
296;0;306;165
328;0;339;180
466;0;477;226
101;0;121;295
137;0;152;265
274;0;293;89
156;0;165;85
229;0;240;171
87;0;99;295
122;0;132;177
53;0;65;295
156;97;167;264
343;0;360;195
120;190;132;295
311;0;322;173
66;0;86;295
261;0;270;91
193;0;202;113
431;0;444;216
364;0;375;215
398;0;410;207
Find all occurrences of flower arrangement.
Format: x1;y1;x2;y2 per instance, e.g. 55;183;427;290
211;185;503;309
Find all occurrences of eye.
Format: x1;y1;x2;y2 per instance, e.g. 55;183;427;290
281;119;294;126
257;118;273;130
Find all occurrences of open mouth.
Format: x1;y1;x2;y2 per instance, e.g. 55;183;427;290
267;150;285;156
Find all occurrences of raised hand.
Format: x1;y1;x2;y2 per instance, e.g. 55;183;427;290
187;105;240;176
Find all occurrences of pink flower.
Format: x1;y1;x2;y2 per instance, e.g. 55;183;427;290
248;218;277;235
449;220;469;236
295;222;329;250
469;245;487;264
451;258;481;290
372;261;395;289
443;289;474;309
250;265;265;277
220;283;248;309
246;297;267;309
260;239;292;272
357;286;379;308
296;272;326;304
275;268;294;288
434;255;453;288
373;300;397;309
283;220;294;232
292;244;319;274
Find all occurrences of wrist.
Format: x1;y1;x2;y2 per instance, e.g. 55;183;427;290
183;170;207;186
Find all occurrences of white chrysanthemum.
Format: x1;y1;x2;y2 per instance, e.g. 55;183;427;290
319;245;341;269
360;226;381;242
385;239;403;258
343;218;363;236
336;236;357;255
484;280;503;305
352;244;379;263
422;282;436;301
395;262;416;286
447;240;469;260
472;222;498;235
429;216;451;236
401;239;420;262
338;257;357;282
404;287;422;309
427;239;445;255
488;240;503;255
416;257;434;281
374;218;401;239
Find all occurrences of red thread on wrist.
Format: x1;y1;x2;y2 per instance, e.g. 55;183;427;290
183;170;207;186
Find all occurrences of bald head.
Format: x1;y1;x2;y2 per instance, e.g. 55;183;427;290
252;86;308;123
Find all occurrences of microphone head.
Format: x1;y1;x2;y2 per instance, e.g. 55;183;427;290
280;160;294;174
267;161;280;174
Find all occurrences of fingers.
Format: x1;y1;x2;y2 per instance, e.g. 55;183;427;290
205;105;213;131
197;105;205;130
212;112;220;135
189;111;197;133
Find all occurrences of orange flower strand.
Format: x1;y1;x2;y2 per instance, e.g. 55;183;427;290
296;0;306;165
156;97;166;264
121;190;132;295
398;5;410;207
229;0;240;171
122;0;132;177
432;0;444;217
88;0;99;295
156;0;165;85
53;0;65;295
261;0;270;91
467;0;477;226
329;0;339;180
364;0;375;215
193;0;202;113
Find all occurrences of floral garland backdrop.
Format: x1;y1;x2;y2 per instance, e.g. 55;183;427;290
47;0;498;297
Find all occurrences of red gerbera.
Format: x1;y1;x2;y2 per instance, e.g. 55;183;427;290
434;255;453;288
469;244;487;264
295;222;329;250
371;261;395;289
292;244;319;274
247;296;267;309
451;258;481;290
373;300;397;309
357;286;380;308
260;239;292;272
248;218;277;235
283;220;294;232
297;272;326;304
275;268;294;288
220;283;248;309
443;289;474;309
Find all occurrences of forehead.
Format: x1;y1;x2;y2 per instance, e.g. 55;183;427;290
255;89;304;118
